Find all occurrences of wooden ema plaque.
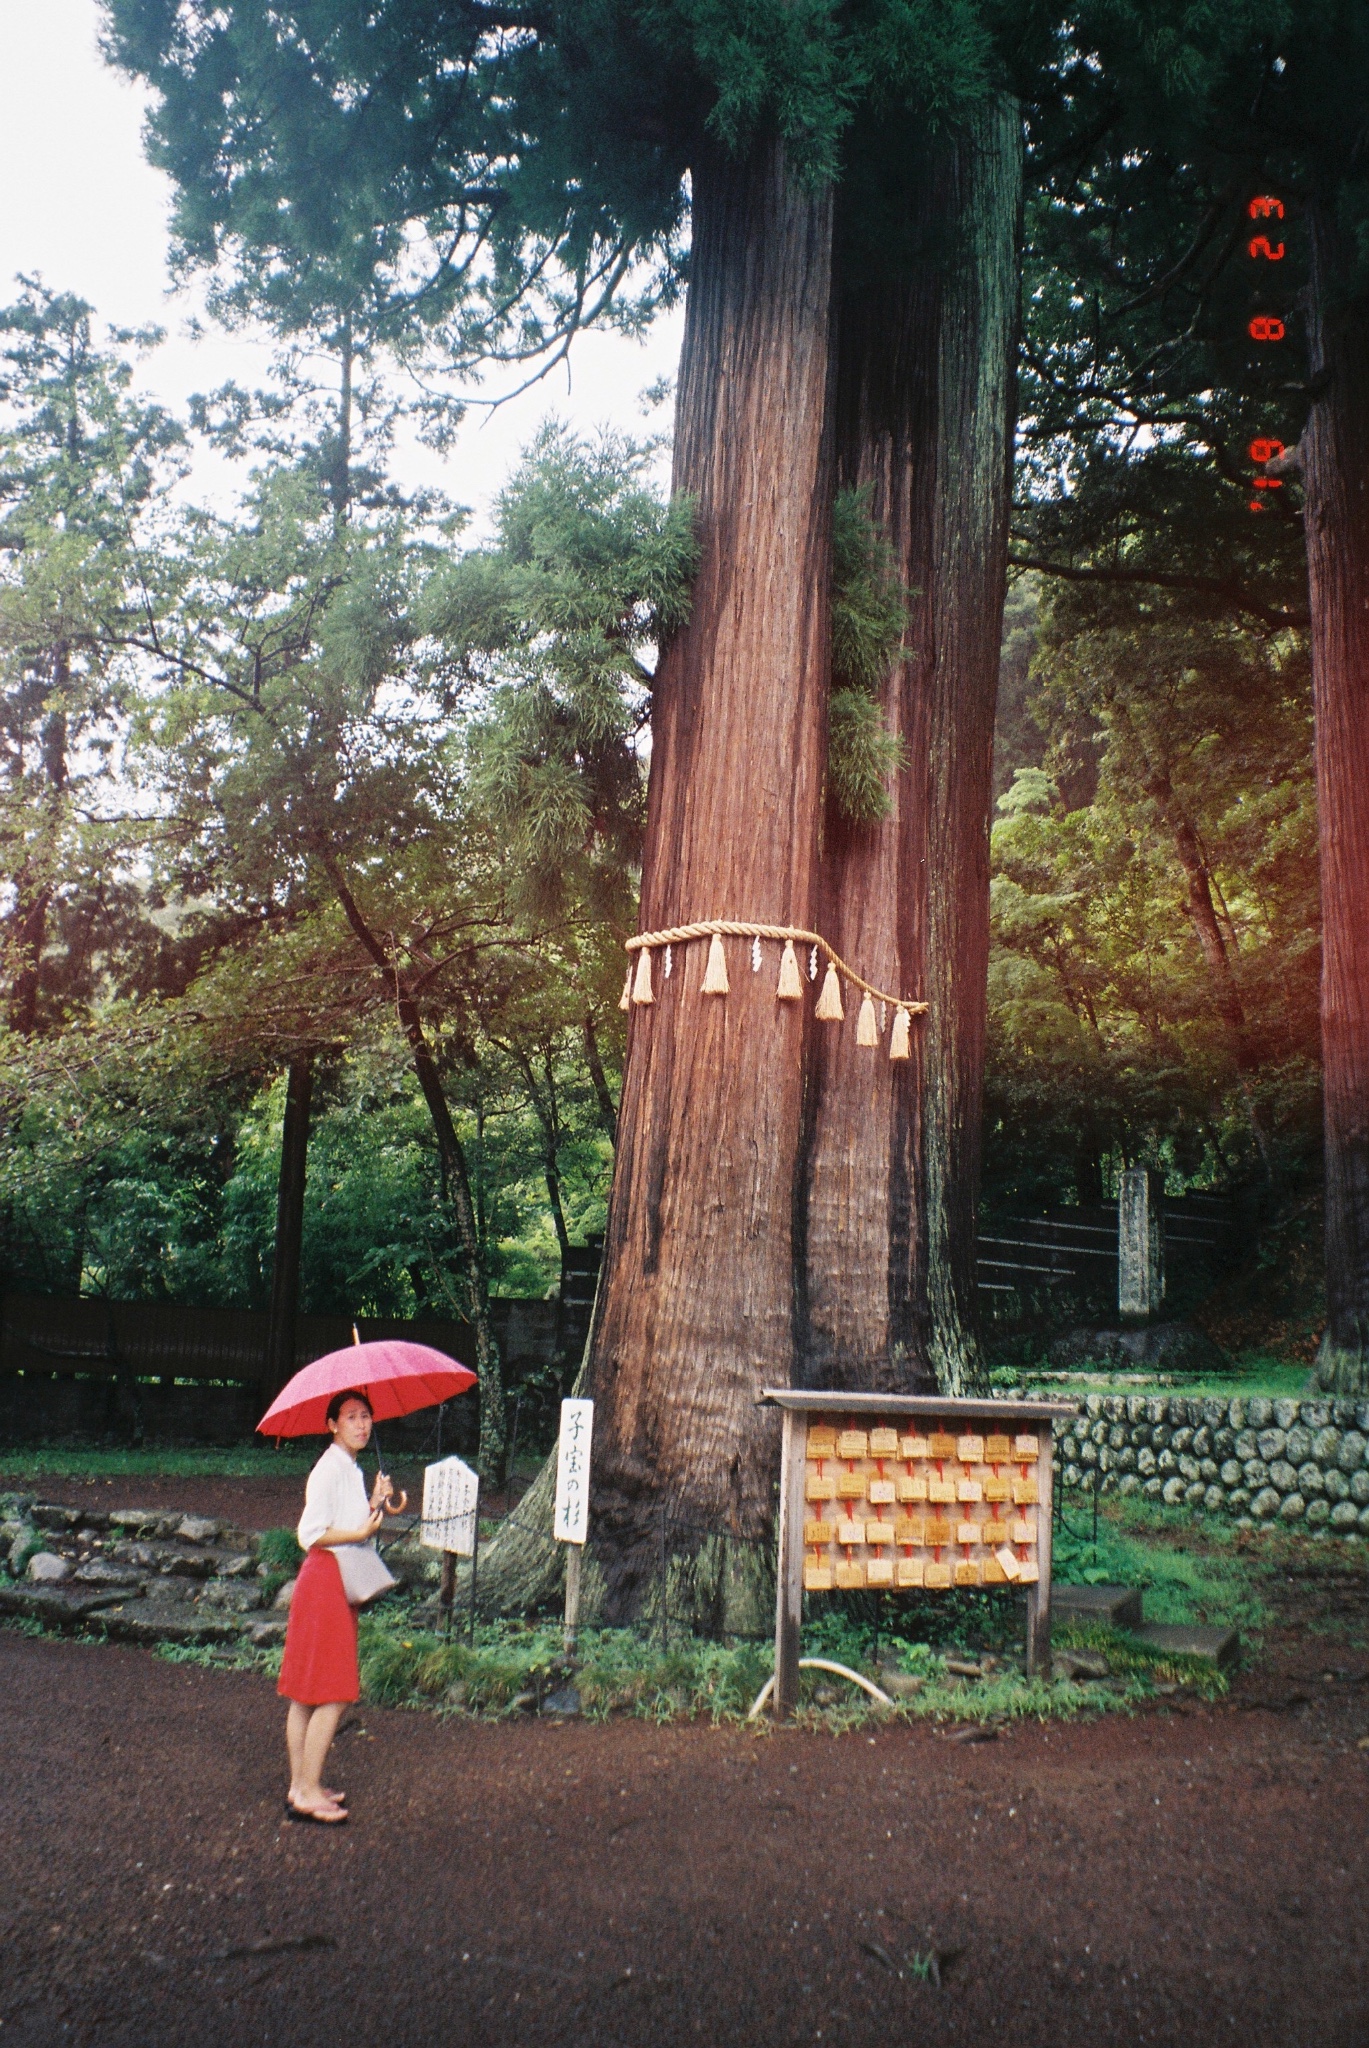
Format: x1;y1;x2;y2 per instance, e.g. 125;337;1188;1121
764;1389;1077;1717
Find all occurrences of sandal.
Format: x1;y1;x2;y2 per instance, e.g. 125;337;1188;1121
285;1799;348;1826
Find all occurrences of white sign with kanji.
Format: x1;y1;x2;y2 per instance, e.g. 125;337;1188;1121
553;1398;593;1544
420;1455;479;1555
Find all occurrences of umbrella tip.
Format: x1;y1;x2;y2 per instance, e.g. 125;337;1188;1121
352;1323;361;1346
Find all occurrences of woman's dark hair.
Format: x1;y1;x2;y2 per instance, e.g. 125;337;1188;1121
326;1388;374;1426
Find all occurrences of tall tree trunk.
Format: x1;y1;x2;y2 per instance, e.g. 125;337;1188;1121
322;849;506;1467
263;1054;312;1399
1303;194;1369;1392
9;669;68;1036
582;135;835;1616
801;102;1022;1397
582;1013;618;1146
1142;762;1273;1173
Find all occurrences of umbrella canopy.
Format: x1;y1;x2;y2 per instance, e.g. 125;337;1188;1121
257;1340;476;1438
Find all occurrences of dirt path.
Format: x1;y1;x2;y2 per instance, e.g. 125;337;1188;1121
2;1630;1367;2047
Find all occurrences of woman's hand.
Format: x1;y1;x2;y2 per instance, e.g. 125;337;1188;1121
369;1471;393;1513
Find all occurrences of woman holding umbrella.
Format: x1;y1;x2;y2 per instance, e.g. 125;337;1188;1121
278;1389;391;1823
260;1337;477;1827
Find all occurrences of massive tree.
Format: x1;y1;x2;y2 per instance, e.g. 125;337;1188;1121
108;4;1027;1593
588;135;835;1613
802;98;1021;1398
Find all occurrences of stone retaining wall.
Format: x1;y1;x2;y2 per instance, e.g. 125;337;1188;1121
1054;1394;1369;1533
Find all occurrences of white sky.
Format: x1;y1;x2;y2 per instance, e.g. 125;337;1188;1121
0;0;684;524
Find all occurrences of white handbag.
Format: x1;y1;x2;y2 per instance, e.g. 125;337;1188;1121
334;1540;396;1607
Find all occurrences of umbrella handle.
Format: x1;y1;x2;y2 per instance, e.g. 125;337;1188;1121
383;1491;408;1516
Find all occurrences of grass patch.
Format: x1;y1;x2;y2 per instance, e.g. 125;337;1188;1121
0;1443;316;1482
1053;1496;1269;1633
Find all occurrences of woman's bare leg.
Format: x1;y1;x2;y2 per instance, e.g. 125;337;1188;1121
292;1702;346;1816
286;1701;310;1799
286;1701;345;1805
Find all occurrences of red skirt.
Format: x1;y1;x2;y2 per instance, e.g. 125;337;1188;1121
278;1549;360;1705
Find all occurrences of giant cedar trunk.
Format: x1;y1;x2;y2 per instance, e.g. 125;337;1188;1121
801;102;1021;1396
584;136;835;1615
1304;195;1369;1392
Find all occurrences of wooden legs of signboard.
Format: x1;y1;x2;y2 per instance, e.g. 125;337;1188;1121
772;1406;807;1719
439;1550;457;1637
438;1477;481;1643
563;1540;582;1658
1026;1428;1054;1679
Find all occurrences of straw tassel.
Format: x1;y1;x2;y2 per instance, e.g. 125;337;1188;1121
776;939;803;1001
632;948;654;1005
856;992;879;1046
814;964;844;1022
619;967;632;1012
700;932;730;995
889;1006;912;1060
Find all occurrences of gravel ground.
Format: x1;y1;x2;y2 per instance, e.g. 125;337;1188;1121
2;1627;1368;2047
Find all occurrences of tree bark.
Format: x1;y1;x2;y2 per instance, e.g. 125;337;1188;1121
801;102;1022;1397
582;134;835;1618
263;1053;312;1399
1303;194;1369;1392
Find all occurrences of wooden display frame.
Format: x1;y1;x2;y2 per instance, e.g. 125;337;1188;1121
762;1389;1078;1718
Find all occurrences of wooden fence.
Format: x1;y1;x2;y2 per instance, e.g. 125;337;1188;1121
0;1291;565;1449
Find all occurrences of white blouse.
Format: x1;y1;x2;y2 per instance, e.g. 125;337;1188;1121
297;1442;371;1551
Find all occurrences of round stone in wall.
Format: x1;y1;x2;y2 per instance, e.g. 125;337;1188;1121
1203;1485;1226;1513
1250;1487;1281;1520
1162;1476;1186;1505
1277;1492;1305;1522
1268;1460;1298;1493
1330;1500;1360;1529
1284;1425;1313;1465
1297;1461;1326;1496
1338;1432;1367;1472
1305;1497;1330;1527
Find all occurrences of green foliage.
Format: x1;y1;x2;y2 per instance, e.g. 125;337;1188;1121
256;1526;304;1573
984;585;1318;1214
826;487;909;823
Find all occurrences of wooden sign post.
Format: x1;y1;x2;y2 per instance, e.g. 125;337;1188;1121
762;1390;1078;1718
553;1398;593;1655
421;1455;479;1638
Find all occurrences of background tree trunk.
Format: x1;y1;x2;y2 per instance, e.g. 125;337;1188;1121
921;99;1021;1395
801;101;1022;1397
583;135;835;1618
1303;194;1369;1392
263;1054;312;1399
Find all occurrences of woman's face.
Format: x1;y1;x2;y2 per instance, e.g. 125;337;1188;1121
329;1398;373;1454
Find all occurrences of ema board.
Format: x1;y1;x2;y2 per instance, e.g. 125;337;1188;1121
763;1389;1079;1717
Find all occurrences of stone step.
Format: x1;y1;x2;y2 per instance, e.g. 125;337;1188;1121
91;1600;246;1648
0;1582;131;1624
107;1539;256;1578
1053;1582;1144;1628
1133;1622;1240;1669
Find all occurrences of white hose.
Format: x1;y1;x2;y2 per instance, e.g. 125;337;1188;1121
747;1657;895;1720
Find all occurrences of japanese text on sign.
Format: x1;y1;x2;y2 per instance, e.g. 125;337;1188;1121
553;1398;594;1544
421;1455;479;1555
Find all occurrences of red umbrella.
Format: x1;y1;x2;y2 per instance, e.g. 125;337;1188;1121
256;1340;476;1438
